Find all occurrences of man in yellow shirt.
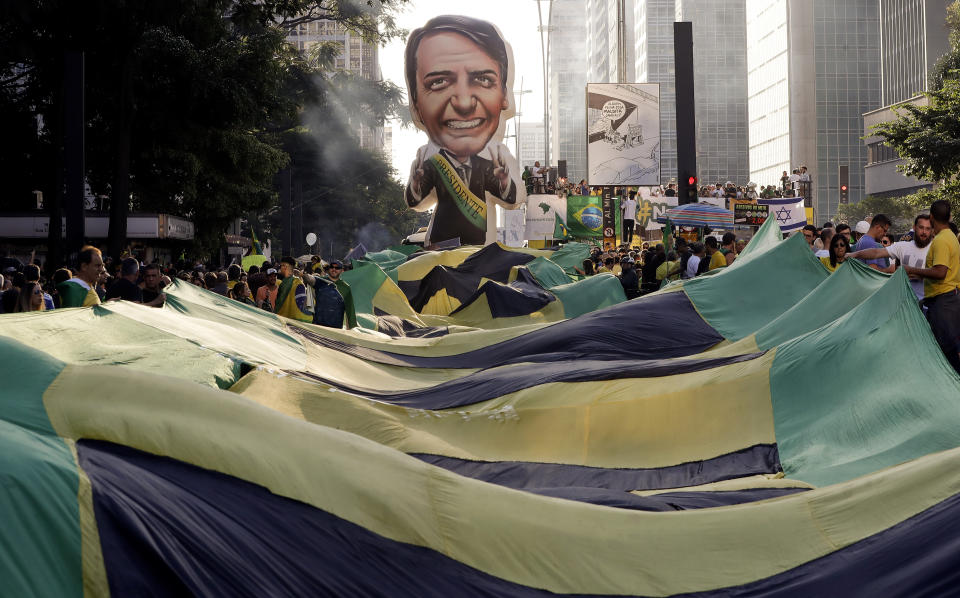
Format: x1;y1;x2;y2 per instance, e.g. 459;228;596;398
705;237;724;270
904;200;960;373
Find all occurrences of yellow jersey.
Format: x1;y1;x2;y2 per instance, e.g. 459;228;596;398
708;250;727;271
924;228;960;298
819;256;840;273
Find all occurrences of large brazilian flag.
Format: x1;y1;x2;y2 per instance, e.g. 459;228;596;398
4;216;960;596
565;194;622;239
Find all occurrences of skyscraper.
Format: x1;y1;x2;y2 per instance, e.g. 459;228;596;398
586;0;635;85
634;0;678;183
549;0;589;183
675;0;750;187
518;122;547;169
285;20;384;151
747;0;882;221
863;0;950;198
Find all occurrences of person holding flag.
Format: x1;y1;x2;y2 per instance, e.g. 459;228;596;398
273;256;312;322
300;260;357;329
553;213;571;241
243;228;268;272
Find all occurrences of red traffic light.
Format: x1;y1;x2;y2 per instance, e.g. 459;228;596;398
840;185;848;192
687;176;697;186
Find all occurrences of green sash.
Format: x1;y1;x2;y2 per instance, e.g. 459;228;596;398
429;154;486;230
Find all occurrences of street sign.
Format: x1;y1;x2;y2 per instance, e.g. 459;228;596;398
733;203;769;226
602;190;616;248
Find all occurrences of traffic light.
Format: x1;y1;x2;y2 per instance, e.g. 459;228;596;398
839;165;849;204
685;175;698;202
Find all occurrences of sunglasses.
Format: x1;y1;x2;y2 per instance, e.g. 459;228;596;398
33;289;43;295
328;266;342;270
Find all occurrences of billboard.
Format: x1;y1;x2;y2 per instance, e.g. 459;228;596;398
586;83;661;186
403;15;525;247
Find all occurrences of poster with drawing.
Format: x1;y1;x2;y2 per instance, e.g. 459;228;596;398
586;83;661;187
403;15;525;247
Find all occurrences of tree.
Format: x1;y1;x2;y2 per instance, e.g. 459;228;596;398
0;0;411;265
873;1;960;184
870;78;960;184
834;194;918;229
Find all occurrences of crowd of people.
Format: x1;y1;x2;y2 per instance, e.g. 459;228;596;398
0;249;358;330
574;198;960;373
576;230;743;299
3;197;958;373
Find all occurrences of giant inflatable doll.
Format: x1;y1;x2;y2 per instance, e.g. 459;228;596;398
404;15;526;247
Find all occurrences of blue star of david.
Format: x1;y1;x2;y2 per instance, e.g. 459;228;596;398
775;206;791;224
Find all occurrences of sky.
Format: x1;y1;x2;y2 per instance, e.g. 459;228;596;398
379;0;548;178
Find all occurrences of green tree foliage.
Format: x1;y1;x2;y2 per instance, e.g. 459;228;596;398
873;1;960;184
871;78;960;184
834;195;919;229
0;0;411;264
835;181;960;230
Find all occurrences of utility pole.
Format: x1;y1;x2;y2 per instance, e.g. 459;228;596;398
514;78;532;160
279;167;292;258
674;22;697;205
537;0;553;168
617;0;628;83
64;51;85;258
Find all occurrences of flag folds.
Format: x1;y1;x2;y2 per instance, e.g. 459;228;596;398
4;216;960;596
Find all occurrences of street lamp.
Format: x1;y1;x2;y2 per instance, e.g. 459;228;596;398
536;0;554;169
514;80;532;160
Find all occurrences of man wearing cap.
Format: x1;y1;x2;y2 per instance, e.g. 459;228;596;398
618;256;639;299
853;215;892;272
300;260;357;328
255;267;279;311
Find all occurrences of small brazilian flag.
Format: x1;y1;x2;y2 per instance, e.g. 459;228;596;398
554;213;571;240
251;228;263;255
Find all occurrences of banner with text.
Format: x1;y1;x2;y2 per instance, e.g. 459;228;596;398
524;195;567;240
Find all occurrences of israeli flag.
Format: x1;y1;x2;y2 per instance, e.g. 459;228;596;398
758;197;807;233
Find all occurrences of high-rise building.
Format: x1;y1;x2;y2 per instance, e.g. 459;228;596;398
586;0;635;84
518;122;547;169
747;0;882;221
862;0;950;198
383;125;393;165
587;0;613;84
634;0;678;184
549;0;589;183
675;0;750;187
285;20;384;151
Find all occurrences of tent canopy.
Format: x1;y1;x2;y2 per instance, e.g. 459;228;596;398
655;203;734;228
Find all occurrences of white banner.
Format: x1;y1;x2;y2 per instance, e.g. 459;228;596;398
758;197;806;233
524;194;567;240
501;207;526;247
